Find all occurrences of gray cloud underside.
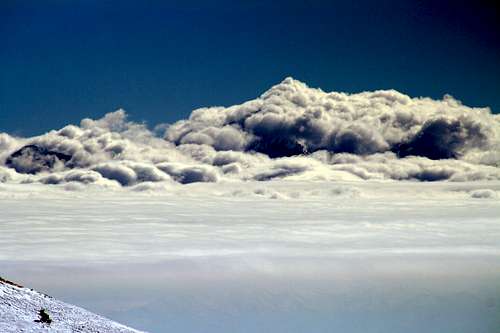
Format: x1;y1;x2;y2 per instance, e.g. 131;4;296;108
1;78;500;187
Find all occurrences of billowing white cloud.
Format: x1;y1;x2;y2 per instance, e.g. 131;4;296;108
1;78;499;186
168;78;499;160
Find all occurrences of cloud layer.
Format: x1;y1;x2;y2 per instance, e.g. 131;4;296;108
1;78;500;187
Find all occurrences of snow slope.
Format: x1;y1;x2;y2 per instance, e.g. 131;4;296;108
0;278;145;333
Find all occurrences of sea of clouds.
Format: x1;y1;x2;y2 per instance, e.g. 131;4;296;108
1;78;500;187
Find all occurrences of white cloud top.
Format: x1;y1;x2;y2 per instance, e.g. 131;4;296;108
1;78;500;186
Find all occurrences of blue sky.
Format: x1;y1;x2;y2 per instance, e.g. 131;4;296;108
1;0;499;136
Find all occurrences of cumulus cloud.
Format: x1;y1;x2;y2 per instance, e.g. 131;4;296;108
156;163;218;184
167;78;499;161
92;163;138;186
0;133;21;159
253;159;311;181
1;78;499;186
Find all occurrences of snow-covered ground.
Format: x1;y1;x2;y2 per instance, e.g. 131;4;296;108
1;180;499;332
0;277;144;333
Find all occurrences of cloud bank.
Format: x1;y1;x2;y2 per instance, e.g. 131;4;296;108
1;78;499;187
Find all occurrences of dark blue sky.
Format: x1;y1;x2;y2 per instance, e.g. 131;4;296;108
1;0;499;136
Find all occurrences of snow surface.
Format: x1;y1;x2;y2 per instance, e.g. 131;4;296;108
0;278;144;333
1;180;500;332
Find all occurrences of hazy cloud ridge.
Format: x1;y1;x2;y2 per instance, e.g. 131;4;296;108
1;78;499;186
